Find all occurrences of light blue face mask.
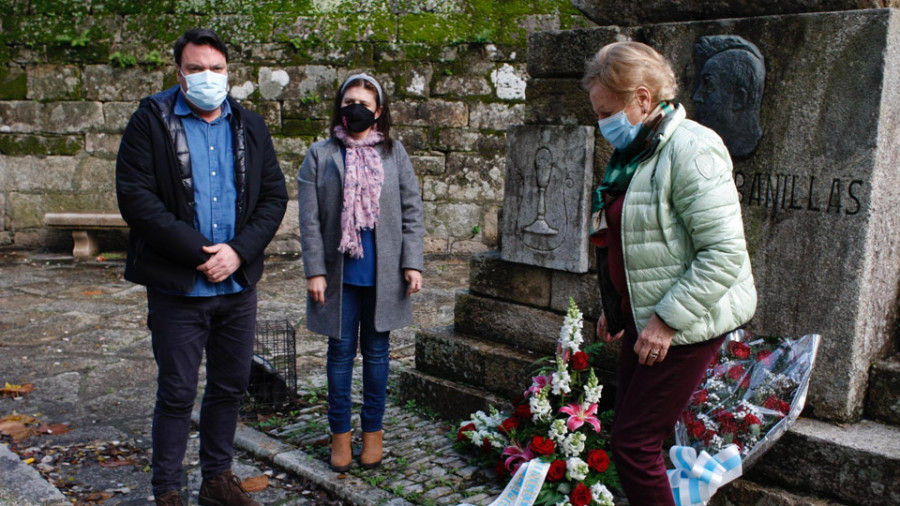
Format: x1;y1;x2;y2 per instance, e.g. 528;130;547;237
597;110;642;151
181;70;228;111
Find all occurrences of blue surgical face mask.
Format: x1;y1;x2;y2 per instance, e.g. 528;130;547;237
181;69;228;111
597;110;642;151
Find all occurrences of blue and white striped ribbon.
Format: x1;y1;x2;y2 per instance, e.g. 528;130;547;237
460;459;551;506
668;445;742;506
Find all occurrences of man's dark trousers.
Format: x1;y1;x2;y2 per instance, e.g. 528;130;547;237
147;286;257;495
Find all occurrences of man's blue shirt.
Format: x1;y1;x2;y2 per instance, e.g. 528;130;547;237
175;92;243;296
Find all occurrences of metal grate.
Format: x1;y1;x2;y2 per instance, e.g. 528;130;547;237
246;319;297;412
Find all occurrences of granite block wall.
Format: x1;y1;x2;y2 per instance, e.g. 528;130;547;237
0;0;595;253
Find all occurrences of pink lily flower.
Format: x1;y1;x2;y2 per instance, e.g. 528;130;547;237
525;375;551;397
502;444;535;473
559;402;602;433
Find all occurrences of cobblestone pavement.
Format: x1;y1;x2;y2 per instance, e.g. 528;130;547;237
0;250;509;505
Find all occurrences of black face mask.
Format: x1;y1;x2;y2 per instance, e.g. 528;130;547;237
340;103;377;133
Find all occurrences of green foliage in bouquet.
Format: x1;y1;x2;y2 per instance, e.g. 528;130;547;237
455;299;620;506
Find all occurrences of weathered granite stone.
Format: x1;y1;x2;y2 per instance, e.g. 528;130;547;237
525;78;593;125
422;151;504;200
399;65;433;98
468;251;552;308
227;63;257;100
282;99;331;120
449;239;490;254
0;65;27;100
101;102;139;133
0;156;79;192
409;154;446;175
489;63;528;101
414;326;543;399
9;192;118;229
550;268;601;320
84;133;121;159
746;418;900;504
82;65;163;101
570;0;874;27
392;99;468;127
710;479;836;506
432;76;492;97
422;202;482;237
501;125;594;273
258;67;291;100
455;291;583;356
866;357;900;425
43;102;104;133
527;27;630;78
399;367;507;421
0;134;83;157
0;101;42;133
392;126;430;152
76;157;116;193
467;102;526;130
26;64;81;100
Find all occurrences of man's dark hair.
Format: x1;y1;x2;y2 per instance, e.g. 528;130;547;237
174;28;228;66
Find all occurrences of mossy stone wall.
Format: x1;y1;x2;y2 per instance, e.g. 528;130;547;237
0;0;595;253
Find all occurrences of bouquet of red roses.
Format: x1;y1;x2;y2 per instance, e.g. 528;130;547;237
456;299;619;506
675;330;820;469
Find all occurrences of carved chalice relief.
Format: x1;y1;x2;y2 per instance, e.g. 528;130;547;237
523;148;558;236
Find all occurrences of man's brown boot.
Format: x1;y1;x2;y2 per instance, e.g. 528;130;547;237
330;431;353;472
155;490;185;506
360;430;383;469
198;470;260;506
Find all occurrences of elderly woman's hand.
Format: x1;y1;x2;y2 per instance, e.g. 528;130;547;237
597;313;624;343
635;314;675;365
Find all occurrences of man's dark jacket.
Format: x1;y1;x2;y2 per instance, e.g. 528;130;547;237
115;86;288;292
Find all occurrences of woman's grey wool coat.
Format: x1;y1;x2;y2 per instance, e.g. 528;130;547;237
297;137;425;338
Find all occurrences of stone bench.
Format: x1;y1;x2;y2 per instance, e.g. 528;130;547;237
44;212;128;259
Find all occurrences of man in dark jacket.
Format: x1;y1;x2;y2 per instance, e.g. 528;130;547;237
115;28;287;506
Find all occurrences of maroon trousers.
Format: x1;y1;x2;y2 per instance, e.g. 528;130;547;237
609;322;724;506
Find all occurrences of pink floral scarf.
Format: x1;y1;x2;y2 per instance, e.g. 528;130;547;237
334;125;384;259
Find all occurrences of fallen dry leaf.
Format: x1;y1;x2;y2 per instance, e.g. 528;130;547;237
0;412;37;425
0;382;34;397
41;423;72;435
240;475;268;493
98;458;138;468
82;290;103;296
0;420;38;441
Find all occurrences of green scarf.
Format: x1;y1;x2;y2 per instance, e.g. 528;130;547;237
591;101;677;213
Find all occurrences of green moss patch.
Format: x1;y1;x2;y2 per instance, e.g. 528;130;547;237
0;66;27;99
0;134;83;156
283;118;328;137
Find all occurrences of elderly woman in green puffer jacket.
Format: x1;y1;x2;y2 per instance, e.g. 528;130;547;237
586;41;757;505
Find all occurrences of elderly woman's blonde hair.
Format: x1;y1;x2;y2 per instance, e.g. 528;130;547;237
582;41;678;103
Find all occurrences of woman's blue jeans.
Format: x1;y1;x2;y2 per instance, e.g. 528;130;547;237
327;284;390;434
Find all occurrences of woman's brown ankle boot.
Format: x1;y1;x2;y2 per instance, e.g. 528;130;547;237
360;430;383;469
330;431;352;472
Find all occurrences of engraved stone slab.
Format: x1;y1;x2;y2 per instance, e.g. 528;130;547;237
501;125;594;273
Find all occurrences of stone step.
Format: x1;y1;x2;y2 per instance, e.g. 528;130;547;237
866;355;900;425
412;325;546;401
746;418;900;505
452;291;621;372
711;479;842;505
398;367;508;422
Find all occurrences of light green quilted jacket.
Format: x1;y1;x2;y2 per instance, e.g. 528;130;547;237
621;105;757;345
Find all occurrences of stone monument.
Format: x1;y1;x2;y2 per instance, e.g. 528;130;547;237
402;2;900;503
500;125;594;273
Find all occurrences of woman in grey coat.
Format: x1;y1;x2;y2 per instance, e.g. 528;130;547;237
297;73;424;473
